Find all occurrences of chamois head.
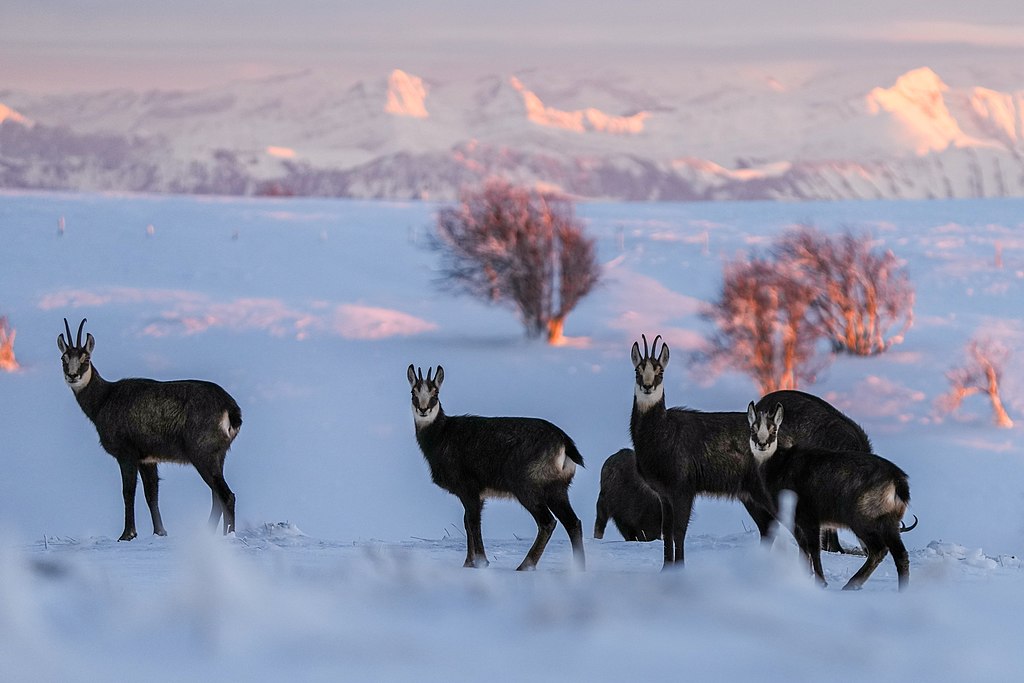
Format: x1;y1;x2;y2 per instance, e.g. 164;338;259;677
630;334;669;410
407;364;444;428
57;318;95;393
747;401;784;463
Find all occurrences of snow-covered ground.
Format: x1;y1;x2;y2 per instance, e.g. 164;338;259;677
1;192;1023;679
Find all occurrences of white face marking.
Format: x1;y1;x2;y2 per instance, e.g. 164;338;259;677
633;361;664;411
64;362;92;394
411;383;440;427
749;437;777;463
749;414;778;462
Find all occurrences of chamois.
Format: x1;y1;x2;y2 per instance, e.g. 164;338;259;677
748;402;916;590
594;449;661;542
58;318;241;540
751;390;873;554
629;334;880;569
407;364;585;571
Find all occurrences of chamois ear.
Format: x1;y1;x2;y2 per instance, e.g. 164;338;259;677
434;365;444;388
407;364;417;387
747;402;756;427
658;342;670;367
772;403;784;427
84;333;95;354
630;341;642;368
58;334;68;353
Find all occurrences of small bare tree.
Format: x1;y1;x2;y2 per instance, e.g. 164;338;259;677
938;337;1014;428
0;316;18;372
775;225;914;355
699;257;830;393
433;180;601;344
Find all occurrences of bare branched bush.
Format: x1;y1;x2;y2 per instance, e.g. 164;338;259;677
699;257;830;393
937;337;1014;428
433;180;600;344
0;316;18;372
775;225;914;355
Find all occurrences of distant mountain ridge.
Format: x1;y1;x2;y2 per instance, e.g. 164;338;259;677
2;66;1024;201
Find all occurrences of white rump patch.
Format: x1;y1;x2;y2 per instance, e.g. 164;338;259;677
555;446;577;477
221;410;238;439
858;482;903;517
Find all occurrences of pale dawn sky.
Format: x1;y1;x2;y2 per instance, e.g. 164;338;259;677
2;0;1022;92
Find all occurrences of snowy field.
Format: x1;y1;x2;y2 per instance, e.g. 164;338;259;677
1;192;1023;680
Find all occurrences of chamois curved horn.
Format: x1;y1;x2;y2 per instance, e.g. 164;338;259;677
427;367;434;383
417;366;424;383
641;333;650;360
64;318;73;347
76;318;87;348
900;515;919;533
652;335;663;359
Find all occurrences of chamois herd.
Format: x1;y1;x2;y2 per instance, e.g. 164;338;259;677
58;321;915;591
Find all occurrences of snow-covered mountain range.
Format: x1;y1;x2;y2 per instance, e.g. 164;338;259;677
2;66;1024;201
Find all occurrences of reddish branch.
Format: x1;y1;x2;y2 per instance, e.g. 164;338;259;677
939;337;1014;428
434;180;600;344
0;316;18;372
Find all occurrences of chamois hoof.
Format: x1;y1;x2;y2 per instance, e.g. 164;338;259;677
154;529;168;537
841;582;862;591
463;557;489;569
516;561;538;571
118;530;137;542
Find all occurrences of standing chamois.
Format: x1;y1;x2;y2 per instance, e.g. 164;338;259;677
58;318;242;540
594;448;661;542
748;402;916;590
407;364;585;571
629;334;878;569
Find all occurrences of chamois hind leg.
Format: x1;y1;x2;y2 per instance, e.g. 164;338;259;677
460;496;488;568
192;451;235;535
116;458;140;542
139;462;167;536
517;499;556;571
741;501;774;545
547;487;585;570
884;525;910;591
842;530;888;590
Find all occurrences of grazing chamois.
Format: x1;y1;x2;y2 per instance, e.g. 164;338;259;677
629;334;879;569
752;390;873;554
58;318;242;540
594;448;661;542
407;365;585;571
748;402;916;590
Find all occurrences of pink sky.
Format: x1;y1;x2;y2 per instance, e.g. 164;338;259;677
2;1;1023;92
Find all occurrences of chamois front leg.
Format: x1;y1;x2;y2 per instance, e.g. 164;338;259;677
659;495;675;567
139;462;167;536
117;459;139;542
671;493;694;565
594;492;609;540
461;496;488;568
